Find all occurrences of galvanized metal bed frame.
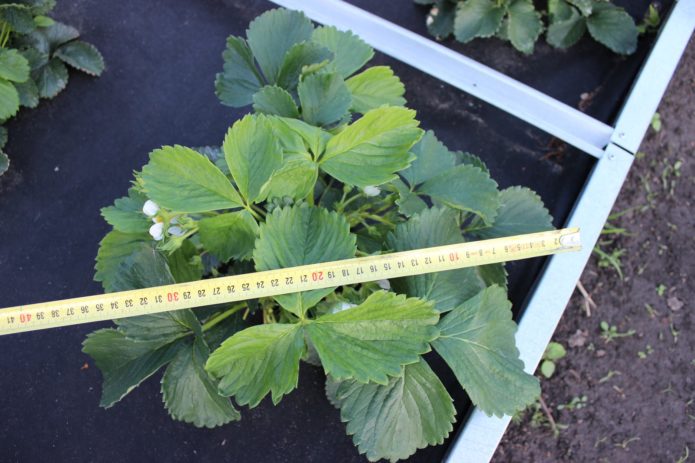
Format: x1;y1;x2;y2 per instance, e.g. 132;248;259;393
267;1;695;460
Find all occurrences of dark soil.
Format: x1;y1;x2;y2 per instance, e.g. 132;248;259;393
494;38;695;463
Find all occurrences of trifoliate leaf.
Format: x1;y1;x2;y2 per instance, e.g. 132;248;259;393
427;0;457;38
271;116;328;158
41;21;80;50
252;85;299;118
82;329;182;408
94;230;148;292
0;5;35;34
0;150;8;176
586;3;638;55
264;154;318;201
387;208;485;312
547;9;587;48
0;49;30;82
432;286;540;417
197;210;259;262
54;40;105;76
162;336;241;427
101;188;150;234
246;8;314;84
141;145;243;213
298;72;352;127
453;0;505;43
392;178;428;217
306;291;439;384
223;114;282;203
206;323;305;407
32;58;68;98
311;26;374;78
469;186;553;239
335;359;455;462
345;66;406;114
419;164;500;225
506;0;543;54
400;130;456;188
275;41;333;90
14;78;39;108
166;239;203;283
253;205;356;317
320;106;422;187
0;78;20;120
19;47;48;71
215;36;263;107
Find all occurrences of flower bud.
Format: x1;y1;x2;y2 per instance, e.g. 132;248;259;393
167;226;185;237
377;279;391;290
142;200;159;217
149;222;164;241
363;185;381;197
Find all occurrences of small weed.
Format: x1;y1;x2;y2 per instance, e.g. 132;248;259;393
637;344;654;359
557;395;588;411
600;321;636;343
614;436;641;450
650;112;662;132
598;370;622;383
539;342;566;378
638;4;661;34
644;303;659;318
660;159;682;195
676;446;690;463
670;323;679;344
657;284;667;297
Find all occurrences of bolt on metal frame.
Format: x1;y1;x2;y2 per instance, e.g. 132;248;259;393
268;0;695;461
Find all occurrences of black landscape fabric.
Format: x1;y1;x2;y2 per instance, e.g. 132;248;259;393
0;0;670;461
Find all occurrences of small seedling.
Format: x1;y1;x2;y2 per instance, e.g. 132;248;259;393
644;303;659;318
675;446;690;463
600;321;636;343
539;342;567;378
637;344;653;359
637;4;661;34
657;284;667;297
557;395;588;411
650;112;662;132
614;436;641;450
598;370;622;384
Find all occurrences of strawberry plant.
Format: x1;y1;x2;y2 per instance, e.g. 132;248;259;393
0;0;104;176
416;0;640;55
83;8;554;461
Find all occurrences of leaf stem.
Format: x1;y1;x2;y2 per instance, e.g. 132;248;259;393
201;303;247;332
250;204;267;218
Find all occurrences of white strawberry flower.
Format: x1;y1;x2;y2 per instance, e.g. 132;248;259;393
329;301;357;314
363;185;381;197
149;222;164;241
142;200;159;217
377;279;391;290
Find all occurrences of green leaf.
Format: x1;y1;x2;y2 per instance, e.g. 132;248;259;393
215;36;263;107
335;359;455;462
0;78;20;120
275;41;333;90
427;0;457;38
540;359;555;378
306;291;439;384
453;0;505;43
0;5;35;34
345;66;406;114
311;26;374;78
246;8;314;84
392;178;428;217
0;150;8;176
271;116;328;158
547;9;587;48
223;114;282;203
264;154;318;201
14;78;39;108
94;230;148;292
470;186;553;239
544;341;566;360
0;49;30;82
252;85;299;118
253;205;356;317
586;3;638;55
419;164;500;225
206;323;305;407
108;242;175;292
567;0;593;16
197;210;259;262
432;286;540;417
41;21;80;49
101;188;150;234
166;239;203;283
298;72;352;126
82;329;182;408
387;208;485;312
32;58;68;99
548;0;574;21
477;262;508;289
34;15;54;27
162;336;241;427
321;106;422;187
141;145;243;213
54;40;105;76
456;150;489;173
506;0;543;54
400;130;456;187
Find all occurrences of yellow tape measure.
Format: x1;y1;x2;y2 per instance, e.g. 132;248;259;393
0;228;580;336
